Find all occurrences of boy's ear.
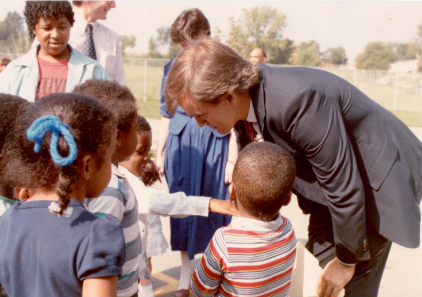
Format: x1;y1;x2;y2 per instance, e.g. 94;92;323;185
115;129;123;148
228;183;237;202
282;191;292;206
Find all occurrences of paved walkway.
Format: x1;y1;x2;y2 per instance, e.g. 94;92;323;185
145;118;422;297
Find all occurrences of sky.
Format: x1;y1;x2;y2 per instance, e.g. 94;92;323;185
1;1;422;62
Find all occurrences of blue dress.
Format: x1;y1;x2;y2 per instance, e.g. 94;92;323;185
160;59;231;260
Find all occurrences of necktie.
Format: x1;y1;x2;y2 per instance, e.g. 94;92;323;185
244;120;257;143
85;24;97;60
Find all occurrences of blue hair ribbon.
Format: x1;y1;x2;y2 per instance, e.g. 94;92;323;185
27;115;78;166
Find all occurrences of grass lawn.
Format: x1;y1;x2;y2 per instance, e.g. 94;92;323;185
125;59;168;117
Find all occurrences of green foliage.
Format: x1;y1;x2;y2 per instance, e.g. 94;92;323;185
227;6;292;64
290;40;320;66
355;42;397;70
323;47;348;65
0;11;30;54
146;26;180;59
119;34;136;53
390;42;421;61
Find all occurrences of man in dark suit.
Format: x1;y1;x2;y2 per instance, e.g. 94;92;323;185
164;38;422;297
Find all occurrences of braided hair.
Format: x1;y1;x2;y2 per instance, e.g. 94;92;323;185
5;93;115;214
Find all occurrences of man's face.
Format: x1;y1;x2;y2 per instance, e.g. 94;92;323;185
85;1;116;21
249;49;266;63
180;96;238;135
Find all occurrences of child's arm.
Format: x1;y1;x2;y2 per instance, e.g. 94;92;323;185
138;186;238;217
191;231;225;297
225;129;238;184
82;276;118;297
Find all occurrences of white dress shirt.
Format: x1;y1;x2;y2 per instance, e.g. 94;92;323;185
69;13;126;85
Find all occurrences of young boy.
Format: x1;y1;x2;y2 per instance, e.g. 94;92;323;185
191;142;297;297
0;1;108;102
73;80;238;297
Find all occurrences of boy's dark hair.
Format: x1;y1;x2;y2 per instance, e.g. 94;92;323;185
3;93;115;214
170;8;210;45
137;115;151;133
72;1;82;7
24;1;75;41
73;79;138;132
0;94;31;187
232;142;296;222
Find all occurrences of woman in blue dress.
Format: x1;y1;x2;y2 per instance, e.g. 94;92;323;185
155;9;238;297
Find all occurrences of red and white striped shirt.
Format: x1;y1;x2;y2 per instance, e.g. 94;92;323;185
191;214;296;297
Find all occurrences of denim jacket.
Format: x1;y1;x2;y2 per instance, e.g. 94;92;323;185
0;45;109;102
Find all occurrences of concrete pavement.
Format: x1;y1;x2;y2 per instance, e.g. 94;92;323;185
145;118;422;297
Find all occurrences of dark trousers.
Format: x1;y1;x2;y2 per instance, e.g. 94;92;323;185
306;208;392;297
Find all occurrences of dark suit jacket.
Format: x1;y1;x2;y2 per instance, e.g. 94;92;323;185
235;64;422;264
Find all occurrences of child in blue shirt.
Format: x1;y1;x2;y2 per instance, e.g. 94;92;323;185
0;93;125;297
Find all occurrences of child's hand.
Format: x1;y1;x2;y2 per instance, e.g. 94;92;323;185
141;160;160;186
209;199;239;217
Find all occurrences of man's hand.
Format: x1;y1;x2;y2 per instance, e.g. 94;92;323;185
316;258;355;297
209;199;239;217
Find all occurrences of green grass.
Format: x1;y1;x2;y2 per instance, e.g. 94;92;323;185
124;59;169;117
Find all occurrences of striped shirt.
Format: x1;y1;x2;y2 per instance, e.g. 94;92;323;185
0;196;18;217
85;165;141;297
69;13;126;85
191;214;296;297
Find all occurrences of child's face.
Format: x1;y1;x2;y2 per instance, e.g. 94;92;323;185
86;138;116;198
33;16;71;58
123;130;152;177
115;115;139;163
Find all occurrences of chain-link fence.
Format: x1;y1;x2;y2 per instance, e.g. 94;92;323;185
3;53;422;126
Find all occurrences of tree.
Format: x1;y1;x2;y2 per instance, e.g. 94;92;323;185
323;47;348;65
119;34;136;54
290;40;320;66
227;6;292;64
0;12;30;54
145;26;180;59
355;42;397;70
390;41;421;61
146;37;163;58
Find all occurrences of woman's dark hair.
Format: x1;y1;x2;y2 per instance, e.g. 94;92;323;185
24;1;75;41
136;115;151;133
73;79;138;132
4;93;115;214
170;8;210;45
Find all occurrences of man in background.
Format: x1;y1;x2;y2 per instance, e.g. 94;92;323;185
0;57;11;74
70;1;126;85
249;48;266;63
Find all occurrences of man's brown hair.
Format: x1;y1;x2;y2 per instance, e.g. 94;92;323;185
170;8;210;45
232;142;296;222
164;38;260;114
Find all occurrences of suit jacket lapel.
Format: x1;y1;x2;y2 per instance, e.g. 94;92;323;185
249;71;266;135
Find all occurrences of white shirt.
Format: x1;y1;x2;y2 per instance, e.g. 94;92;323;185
68;13;126;85
246;99;262;137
